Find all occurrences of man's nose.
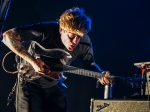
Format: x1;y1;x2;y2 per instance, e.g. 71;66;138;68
72;36;78;44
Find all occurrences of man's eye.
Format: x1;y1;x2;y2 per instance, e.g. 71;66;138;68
68;33;82;39
68;35;75;39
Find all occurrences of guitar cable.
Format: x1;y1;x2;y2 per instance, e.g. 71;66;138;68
1;41;26;74
2;50;18;74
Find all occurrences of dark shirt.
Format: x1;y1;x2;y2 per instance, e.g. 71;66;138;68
15;21;103;88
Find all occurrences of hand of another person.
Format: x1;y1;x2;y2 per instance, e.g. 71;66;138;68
98;71;113;85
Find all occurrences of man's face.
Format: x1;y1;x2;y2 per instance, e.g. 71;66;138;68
60;28;83;51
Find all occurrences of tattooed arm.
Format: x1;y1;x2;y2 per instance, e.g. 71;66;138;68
3;29;35;63
2;28;49;74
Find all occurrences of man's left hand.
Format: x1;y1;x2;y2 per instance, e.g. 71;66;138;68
98;71;113;85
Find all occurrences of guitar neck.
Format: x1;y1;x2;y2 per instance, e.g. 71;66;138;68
48;62;123;80
48;62;104;78
63;65;104;78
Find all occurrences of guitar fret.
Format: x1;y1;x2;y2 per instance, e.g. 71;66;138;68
63;65;103;78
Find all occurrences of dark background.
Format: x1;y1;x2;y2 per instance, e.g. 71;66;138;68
0;0;150;112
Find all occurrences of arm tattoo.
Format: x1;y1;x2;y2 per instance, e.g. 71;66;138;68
3;29;34;62
4;29;20;40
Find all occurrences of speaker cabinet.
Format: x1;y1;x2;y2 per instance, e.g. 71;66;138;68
90;99;150;112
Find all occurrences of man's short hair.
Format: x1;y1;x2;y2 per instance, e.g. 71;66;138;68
59;7;92;36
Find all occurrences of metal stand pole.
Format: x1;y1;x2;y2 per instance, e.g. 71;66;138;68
104;84;113;99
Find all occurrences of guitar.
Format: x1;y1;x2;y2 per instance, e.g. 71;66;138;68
18;41;124;81
18;41;147;87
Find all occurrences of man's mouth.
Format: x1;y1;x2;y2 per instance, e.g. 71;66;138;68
69;45;75;51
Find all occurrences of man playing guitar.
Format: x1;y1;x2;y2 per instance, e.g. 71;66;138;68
2;7;111;112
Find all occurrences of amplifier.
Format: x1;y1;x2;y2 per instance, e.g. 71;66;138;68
90;99;150;112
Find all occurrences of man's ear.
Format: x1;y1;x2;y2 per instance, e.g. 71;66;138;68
59;27;62;34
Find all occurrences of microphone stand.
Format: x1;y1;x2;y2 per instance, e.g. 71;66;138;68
0;0;13;61
104;84;113;99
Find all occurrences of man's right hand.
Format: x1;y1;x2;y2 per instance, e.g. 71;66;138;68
31;58;50;75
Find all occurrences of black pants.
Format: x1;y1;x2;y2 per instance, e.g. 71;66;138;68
15;79;68;112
